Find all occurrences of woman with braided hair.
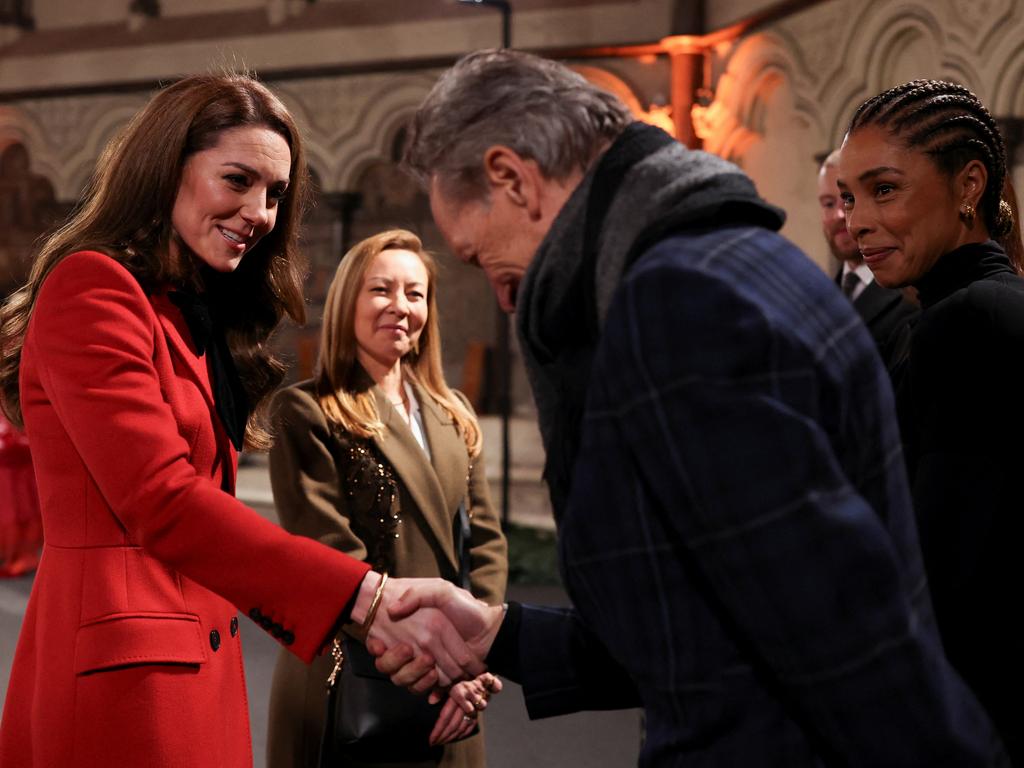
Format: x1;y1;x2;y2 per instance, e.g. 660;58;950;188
838;79;1024;762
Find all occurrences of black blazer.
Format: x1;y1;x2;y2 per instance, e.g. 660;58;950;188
838;272;918;370
900;240;1024;763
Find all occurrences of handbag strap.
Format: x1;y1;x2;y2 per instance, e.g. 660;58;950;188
453;460;474;590
454;499;472;590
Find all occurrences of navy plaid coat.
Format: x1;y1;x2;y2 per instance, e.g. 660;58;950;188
511;225;999;766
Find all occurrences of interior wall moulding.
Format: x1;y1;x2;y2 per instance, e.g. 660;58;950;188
571;65;675;138
271;71;439;194
541;1;833;149
1;94;148;202
695;0;1024;171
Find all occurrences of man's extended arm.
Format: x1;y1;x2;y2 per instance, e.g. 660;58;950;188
374;584;640;716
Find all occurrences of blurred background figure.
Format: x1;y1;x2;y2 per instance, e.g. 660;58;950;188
0;411;40;577
839;78;1024;765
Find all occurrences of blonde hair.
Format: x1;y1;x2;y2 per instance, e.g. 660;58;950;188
315;229;482;457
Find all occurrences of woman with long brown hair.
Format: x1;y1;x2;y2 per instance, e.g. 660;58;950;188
0;74;479;768
267;229;507;768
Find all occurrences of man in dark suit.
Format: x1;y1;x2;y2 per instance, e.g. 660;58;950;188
819;149;917;369
373;50;1001;767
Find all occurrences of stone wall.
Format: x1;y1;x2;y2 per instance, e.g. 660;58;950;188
4;0;1024;406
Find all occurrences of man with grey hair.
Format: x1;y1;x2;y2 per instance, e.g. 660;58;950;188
373;49;1001;766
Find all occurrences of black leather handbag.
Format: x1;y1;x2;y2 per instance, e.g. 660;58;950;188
319;631;445;764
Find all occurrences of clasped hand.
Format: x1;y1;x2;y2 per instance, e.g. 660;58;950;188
355;574;504;693
430;672;502;746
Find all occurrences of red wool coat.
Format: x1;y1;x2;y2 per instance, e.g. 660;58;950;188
0;251;370;767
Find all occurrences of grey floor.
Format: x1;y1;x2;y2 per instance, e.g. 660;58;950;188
1;576;642;767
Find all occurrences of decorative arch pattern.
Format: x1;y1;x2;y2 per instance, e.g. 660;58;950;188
0;95;147;202
695;31;820;160
571;64;676;136
272;72;439;192
1;0;1022;281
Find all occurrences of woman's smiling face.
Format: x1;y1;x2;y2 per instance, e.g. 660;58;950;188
837;124;968;288
170;125;291;273
353;248;430;372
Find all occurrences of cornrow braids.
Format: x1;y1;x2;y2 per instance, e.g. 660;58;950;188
849;79;930;128
848;79;1014;242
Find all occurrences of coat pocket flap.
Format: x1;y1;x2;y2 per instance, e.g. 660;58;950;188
75;612;208;675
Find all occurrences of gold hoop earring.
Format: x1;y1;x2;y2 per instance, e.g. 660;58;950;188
960;202;976;225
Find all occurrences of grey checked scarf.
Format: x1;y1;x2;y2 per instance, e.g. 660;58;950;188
515;122;785;518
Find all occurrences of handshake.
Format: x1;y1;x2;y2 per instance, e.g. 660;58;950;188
351;572;506;697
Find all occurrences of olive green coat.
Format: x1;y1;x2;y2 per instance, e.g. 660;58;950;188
266;378;508;768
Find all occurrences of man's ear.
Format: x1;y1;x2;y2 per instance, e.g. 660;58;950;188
482;146;542;217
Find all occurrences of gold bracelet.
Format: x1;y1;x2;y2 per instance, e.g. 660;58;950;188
349;571;388;641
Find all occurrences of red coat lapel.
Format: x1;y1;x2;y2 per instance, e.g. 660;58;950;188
150;290;237;492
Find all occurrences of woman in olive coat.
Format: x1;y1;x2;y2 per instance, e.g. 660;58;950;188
267;229;508;768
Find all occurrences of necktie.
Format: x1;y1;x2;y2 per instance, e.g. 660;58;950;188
842;271;860;299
